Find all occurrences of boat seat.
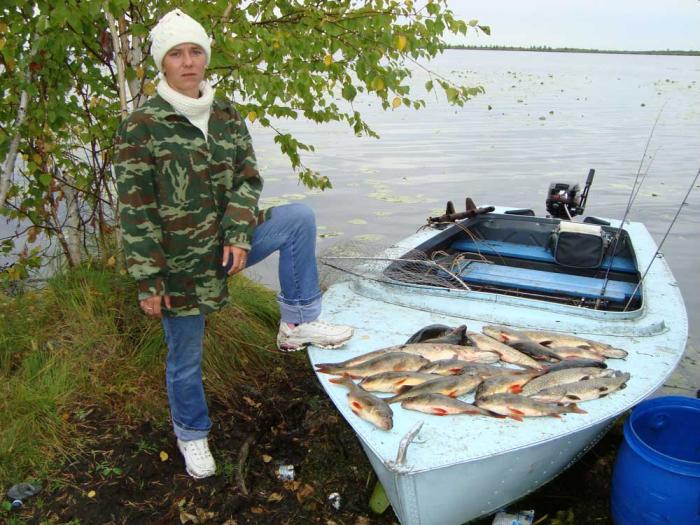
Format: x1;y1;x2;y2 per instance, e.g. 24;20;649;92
454;261;640;304
450;239;636;274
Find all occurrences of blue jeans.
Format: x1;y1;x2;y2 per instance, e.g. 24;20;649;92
162;203;322;440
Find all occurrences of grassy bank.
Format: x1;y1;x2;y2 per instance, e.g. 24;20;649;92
0;263;281;492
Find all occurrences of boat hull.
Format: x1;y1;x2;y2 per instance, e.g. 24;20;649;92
361;419;610;525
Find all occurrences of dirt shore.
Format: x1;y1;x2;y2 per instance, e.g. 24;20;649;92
14;354;620;525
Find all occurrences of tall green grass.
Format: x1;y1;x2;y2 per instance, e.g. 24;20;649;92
0;264;281;491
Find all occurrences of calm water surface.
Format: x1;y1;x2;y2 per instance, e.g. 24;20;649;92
247;50;700;395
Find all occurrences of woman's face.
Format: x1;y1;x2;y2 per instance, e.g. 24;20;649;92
162;43;207;98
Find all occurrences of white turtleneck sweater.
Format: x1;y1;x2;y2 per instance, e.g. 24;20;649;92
157;74;215;141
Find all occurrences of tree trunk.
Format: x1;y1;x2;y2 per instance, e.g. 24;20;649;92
61;174;82;267
0;78;31;208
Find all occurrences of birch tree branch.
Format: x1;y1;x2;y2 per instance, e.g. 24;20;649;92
0;75;31;208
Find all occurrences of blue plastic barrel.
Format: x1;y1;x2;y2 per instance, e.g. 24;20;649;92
611;396;700;524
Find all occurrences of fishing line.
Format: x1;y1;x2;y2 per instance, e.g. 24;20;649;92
599;105;665;301
623;166;700;312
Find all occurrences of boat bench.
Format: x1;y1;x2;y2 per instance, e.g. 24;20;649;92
450;239;637;274
454;261;640;304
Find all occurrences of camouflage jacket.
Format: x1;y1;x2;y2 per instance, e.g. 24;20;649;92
115;95;266;316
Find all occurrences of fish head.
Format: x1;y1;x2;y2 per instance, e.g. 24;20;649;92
482;325;520;343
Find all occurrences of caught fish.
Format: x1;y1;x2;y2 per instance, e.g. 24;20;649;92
475;371;542;399
316;352;429;378
421;325;469;346
418;360;519;378
546;346;606;362
543;359;608;372
401;394;499;417
358;371;439;393
520;367;616;396
475;393;587;422
467;331;543;369
398;343;500;363
385;373;483;404
329;376;393;430
483;325;627;359
529;372;631;403
508;340;564;362
405;324;453;344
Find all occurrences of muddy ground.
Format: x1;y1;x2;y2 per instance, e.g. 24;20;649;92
14;354;620;525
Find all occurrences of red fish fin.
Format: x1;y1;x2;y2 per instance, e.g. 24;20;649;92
351;401;363;410
431;408;448;416
329;376;345;384
508;407;525;415
447;390;458;398
550;414;562;419
509;385;523;394
508;413;524;422
500;334;510;342
395;378;407;386
449;367;463;374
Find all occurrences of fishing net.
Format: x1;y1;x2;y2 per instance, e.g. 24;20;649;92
318;224;488;293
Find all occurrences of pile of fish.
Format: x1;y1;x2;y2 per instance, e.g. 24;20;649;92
315;324;631;430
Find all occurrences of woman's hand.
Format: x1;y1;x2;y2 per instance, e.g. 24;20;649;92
140;295;172;317
222;245;248;275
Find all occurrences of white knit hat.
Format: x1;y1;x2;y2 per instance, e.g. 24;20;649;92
150;9;211;72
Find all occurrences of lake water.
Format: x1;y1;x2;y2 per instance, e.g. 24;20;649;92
247;50;700;395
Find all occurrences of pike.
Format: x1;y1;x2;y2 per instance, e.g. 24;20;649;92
520;367;616;396
546;346;607;362
474;371;543;400
315;352;430;378
385;373;483;404
401;394;500;417
475;393;587;422
358;371;440;394
329;376;394;430
467;331;543;369
529;372;631;404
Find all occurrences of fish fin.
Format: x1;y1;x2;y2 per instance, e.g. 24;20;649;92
500;334;510;342
432;408;449;416
550;414;562;419
447;390;458;398
620;383;628;390
329;376;347;384
509;385;523;394
568;403;588;414
395;378;407;386
351;408;360;415
582;375;592;381
597;386;610;393
396;385;412;394
540;340;553;347
508;413;524;422
565;395;581;401
576;344;593;350
351;401;363;410
449;367;463;374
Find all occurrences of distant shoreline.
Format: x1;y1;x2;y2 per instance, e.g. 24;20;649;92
447;45;700;57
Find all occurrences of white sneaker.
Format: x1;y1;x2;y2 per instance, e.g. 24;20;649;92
277;320;353;352
177;438;216;479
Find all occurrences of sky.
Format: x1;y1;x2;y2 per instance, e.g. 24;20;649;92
447;0;700;51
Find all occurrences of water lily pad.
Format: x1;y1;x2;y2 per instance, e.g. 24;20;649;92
259;197;291;207
282;193;306;201
318;231;343;239
354;234;384;242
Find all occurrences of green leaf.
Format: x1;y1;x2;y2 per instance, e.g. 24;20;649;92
478;25;491;35
39;173;52;187
369;480;390;514
341;83;357;101
425;80;434;92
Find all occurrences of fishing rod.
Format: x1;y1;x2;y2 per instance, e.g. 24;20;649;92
598;106;665;303
623;166;700;312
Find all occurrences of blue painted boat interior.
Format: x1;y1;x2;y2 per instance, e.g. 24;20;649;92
385;214;642;311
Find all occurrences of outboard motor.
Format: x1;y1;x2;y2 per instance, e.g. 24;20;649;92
545;169;595;219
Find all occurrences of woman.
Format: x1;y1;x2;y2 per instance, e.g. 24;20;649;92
115;9;353;479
